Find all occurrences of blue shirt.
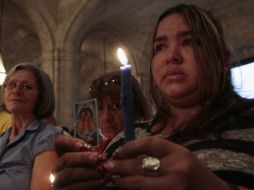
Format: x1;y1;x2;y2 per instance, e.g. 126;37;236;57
0;120;61;190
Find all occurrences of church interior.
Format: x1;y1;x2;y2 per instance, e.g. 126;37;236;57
0;0;253;130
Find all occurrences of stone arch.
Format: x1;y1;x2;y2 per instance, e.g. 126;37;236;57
53;0;145;127
10;0;56;77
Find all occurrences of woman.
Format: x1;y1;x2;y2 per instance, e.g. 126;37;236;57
54;4;254;190
0;63;61;190
103;4;254;190
96;72;149;153
81;71;150;155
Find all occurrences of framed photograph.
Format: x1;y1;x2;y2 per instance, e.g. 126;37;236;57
73;98;99;146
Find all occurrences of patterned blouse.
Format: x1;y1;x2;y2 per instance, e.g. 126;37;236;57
105;114;254;189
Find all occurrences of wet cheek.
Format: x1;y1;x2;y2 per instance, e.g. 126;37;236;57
152;58;163;74
151;68;161;86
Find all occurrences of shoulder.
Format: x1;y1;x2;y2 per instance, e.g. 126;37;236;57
220;114;254;140
184;123;254;188
30;122;59;155
34;121;63;137
231;114;254;127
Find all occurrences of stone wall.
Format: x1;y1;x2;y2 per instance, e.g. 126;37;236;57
1;0;253;129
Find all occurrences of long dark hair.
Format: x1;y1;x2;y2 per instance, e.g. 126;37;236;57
149;4;254;138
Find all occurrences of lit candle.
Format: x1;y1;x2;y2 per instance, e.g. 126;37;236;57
49;173;55;188
117;48;134;142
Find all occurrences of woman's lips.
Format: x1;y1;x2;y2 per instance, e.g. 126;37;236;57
9;98;23;102
164;71;185;80
166;74;184;80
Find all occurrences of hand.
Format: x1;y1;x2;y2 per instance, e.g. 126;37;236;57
103;136;229;190
55;135;89;156
53;135;106;190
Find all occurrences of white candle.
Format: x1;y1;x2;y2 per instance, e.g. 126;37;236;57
117;48;134;142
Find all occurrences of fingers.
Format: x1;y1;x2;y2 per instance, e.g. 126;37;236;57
55;135;87;156
103;156;171;177
105;137;188;177
54;182;102;190
103;156;144;176
54;151;99;172
114;176;174;190
54;167;101;187
54;178;103;190
114;136;174;159
54;151;103;190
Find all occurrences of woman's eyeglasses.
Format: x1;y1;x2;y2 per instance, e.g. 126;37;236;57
4;81;37;92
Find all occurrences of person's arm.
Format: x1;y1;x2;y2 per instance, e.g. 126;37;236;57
30;150;58;190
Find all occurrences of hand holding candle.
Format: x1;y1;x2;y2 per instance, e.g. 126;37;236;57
117;48;135;142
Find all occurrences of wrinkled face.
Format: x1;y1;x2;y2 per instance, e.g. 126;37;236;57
152;13;203;107
4;70;39;116
98;96;123;139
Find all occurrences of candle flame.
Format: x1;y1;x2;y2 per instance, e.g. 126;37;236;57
117;48;128;66
49;173;55;184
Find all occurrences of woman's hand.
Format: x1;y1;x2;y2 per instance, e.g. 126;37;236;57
103;136;229;190
53;135;105;190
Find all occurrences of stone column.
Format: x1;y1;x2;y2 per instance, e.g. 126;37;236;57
54;48;80;129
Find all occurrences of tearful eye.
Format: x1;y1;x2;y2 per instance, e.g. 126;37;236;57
108;101;121;112
113;102;121;111
182;38;193;46
23;84;33;90
6;82;16;89
154;44;166;54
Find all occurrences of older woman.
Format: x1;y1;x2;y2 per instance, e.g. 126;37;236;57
88;71;150;154
0;63;61;190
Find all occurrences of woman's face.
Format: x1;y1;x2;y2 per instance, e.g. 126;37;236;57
152;13;203;107
4;70;39;116
98;95;123;139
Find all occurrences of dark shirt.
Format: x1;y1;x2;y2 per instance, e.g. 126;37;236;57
105;115;254;189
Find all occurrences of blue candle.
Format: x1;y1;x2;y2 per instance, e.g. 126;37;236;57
117;48;134;142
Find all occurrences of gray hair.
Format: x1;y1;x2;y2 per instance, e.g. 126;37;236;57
3;63;55;118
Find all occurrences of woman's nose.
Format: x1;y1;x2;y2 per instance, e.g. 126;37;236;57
11;84;24;94
100;109;113;121
165;45;182;65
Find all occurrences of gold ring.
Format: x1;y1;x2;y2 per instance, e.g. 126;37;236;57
141;156;160;172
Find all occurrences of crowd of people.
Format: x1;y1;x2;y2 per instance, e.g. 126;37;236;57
0;3;254;190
